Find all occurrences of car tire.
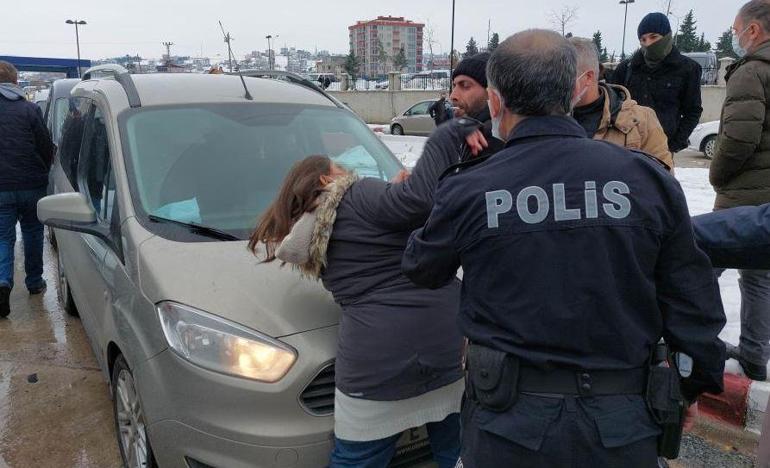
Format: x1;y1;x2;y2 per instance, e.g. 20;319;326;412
391;124;404;136
702;135;717;160
56;249;78;317
112;354;157;468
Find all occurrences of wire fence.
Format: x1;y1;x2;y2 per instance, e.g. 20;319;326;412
321;75;451;92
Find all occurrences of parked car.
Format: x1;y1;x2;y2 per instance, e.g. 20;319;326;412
38;65;433;468
688;120;720;159
390;99;438;136
683;52;719;85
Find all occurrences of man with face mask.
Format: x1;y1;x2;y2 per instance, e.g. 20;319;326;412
403;29;725;467
569;37;673;170
709;0;770;383
609;12;703;155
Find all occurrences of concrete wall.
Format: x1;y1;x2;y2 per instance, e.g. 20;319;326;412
701;86;726;123
333;86;727;125
329;90;442;124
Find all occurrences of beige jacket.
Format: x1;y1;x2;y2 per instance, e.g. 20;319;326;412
593;83;674;171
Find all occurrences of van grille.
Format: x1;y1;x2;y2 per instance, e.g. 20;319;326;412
300;363;335;415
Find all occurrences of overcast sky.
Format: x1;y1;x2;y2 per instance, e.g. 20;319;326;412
1;0;743;61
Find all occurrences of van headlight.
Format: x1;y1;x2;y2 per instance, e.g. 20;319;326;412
157;301;297;382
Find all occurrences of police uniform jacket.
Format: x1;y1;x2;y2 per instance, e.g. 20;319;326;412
402;115;726;403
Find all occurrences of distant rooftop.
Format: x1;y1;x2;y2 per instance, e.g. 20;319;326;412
349;16;425;29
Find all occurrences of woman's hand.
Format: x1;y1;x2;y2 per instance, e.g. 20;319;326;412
466;130;488;157
391;169;410;184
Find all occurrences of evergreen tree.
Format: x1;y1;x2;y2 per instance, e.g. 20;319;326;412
488;33;500;52
376;40;389;75
675;10;699;53
696;33;712;52
465;37;479;58
343;49;361;88
593;31;609;62
392;46;408;71
716;29;738;59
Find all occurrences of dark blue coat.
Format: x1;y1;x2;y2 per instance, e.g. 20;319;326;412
0;85;54;191
402;116;726;402
693;203;770;270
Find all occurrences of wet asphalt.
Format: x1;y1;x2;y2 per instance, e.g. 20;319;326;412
0;149;752;468
0;228;121;467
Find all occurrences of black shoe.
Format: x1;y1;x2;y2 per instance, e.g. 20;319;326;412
28;280;47;295
726;343;767;381
0;286;10;318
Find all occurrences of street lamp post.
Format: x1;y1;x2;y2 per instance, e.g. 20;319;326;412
266;35;273;69
450;0;456;92
65;19;87;77
619;0;635;60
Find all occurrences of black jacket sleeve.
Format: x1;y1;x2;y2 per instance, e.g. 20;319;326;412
31;104;54;169
401;180;461;289
656;191;726;401
607;60;631;88
671;61;703;152
692;203;770;270
358;121;466;231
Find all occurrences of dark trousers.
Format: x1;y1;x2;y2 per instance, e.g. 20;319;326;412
459;394;659;468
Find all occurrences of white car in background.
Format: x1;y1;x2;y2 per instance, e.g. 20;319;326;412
688;121;719;159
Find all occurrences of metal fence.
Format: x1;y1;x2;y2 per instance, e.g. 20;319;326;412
320;75;451;92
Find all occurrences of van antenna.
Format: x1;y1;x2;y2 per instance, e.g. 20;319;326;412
219;20;253;100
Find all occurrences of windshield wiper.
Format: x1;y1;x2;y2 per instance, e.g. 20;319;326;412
148;215;241;241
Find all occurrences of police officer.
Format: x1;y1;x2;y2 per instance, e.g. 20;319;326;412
402;30;726;467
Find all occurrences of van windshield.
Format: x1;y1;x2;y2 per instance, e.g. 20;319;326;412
119;103;401;240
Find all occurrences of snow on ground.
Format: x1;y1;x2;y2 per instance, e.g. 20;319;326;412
378;135;755;376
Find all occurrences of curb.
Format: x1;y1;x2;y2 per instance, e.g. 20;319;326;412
698;371;769;434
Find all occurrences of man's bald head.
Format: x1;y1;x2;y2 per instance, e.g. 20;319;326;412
486;29;577;116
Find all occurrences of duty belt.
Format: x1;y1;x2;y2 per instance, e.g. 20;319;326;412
516;366;647;396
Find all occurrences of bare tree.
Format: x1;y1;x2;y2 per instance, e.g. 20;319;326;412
424;21;438;73
549;5;579;37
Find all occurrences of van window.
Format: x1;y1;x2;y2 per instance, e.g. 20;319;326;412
58;97;91;189
120;103;401;240
80;107;115;224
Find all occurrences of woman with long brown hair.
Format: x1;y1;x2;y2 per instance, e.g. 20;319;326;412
250;153;464;468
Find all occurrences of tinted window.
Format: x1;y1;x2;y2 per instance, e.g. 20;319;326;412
58;97;90;189
80;107;115;223
120;103;401;239
409;101;432;115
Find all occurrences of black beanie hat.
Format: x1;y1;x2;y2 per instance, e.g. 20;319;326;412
451;52;490;88
637;12;672;39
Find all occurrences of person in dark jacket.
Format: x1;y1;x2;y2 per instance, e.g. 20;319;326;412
707;0;770;382
429;93;450;127
609;12;703;154
0;61;55;318
402;30;725;467
249;149;465;467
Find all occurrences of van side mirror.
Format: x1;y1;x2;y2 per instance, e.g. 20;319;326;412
38;193;96;225
38;193;123;260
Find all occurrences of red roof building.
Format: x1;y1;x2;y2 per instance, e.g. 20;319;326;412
349;16;424;78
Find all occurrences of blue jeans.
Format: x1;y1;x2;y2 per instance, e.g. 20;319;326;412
330;413;460;468
0;188;47;291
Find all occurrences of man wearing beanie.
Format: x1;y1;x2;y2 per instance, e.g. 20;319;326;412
610;12;702;155
409;53;505;187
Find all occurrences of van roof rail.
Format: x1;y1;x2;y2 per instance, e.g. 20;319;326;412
82;64;141;108
231;69;346;110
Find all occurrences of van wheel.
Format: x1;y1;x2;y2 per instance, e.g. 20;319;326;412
113;355;157;468
702;135;716;160
56;249;78;317
391;124;404;135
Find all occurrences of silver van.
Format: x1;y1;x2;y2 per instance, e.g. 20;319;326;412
38;65;432;468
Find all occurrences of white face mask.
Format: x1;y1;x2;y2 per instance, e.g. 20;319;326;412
487;89;505;140
733;25;752;58
570;71;590;111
